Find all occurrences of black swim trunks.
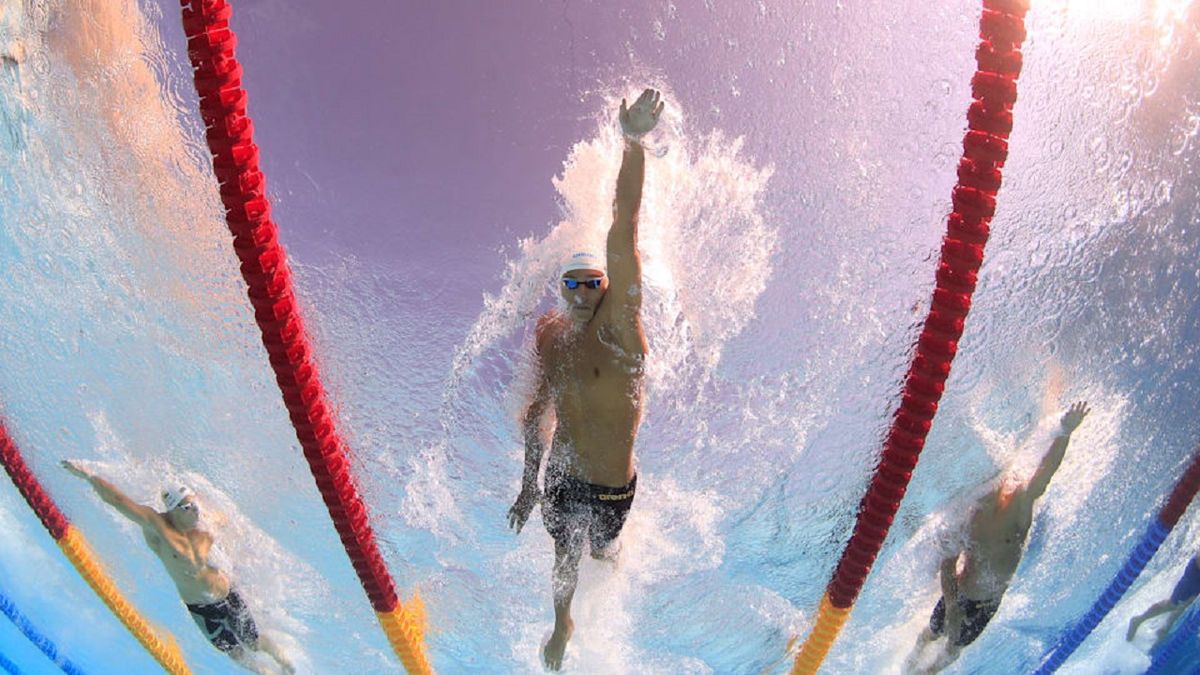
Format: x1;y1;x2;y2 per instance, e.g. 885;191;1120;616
186;589;260;653
542;474;637;553
929;595;1000;647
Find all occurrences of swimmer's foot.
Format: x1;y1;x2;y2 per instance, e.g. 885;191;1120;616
232;651;272;675
269;649;295;675
591;540;621;565
542;618;573;671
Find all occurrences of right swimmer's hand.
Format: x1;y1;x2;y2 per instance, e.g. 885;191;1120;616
61;460;92;481
944;603;964;643
508;487;540;534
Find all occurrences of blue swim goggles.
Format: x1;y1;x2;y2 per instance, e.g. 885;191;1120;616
561;277;603;290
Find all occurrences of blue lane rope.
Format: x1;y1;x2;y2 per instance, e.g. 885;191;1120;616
1145;601;1200;674
0;588;86;675
0;652;21;675
1034;520;1171;674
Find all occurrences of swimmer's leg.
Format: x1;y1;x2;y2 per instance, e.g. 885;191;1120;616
590;538;621;564
544;538;581;671
254;632;295;674
0;3;24;64
0;4;26;85
1;41;25;65
902;626;937;674
588;486;634;565
228;646;272;675
905;598;949;675
924;642;961;674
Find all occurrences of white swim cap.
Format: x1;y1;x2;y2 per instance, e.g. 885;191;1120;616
162;485;193;511
560;251;606;276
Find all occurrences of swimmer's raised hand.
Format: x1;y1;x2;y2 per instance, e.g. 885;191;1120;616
1060;401;1090;434
620;88;664;141
508;486;539;534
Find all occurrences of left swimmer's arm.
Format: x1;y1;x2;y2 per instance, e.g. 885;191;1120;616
62;460;162;530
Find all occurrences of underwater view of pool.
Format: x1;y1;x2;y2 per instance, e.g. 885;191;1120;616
1;1;1198;672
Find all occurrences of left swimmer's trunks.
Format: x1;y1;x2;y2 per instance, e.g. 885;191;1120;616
929;595;1000;647
186;589;260;653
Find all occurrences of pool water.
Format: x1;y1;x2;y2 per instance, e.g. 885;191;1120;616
1;1;1198;673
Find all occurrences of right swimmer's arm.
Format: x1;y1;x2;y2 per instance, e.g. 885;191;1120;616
519;379;550;490
508;407;545;533
1027;401;1090;501
509;347;551;533
61;460;159;529
521;324;555;490
939;553;964;637
939;553;960;601
598;89;662;345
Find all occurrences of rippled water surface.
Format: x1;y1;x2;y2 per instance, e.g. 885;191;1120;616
1;1;1198;672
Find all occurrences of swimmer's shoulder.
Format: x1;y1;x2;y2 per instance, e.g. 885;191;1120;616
534;312;568;346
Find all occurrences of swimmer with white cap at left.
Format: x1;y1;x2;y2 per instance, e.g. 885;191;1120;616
62;460;294;674
507;88;664;671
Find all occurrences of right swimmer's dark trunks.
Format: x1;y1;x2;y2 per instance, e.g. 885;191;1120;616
542;474;637;553
1171;555;1200;605
929;595;1000;647
186;589;260;653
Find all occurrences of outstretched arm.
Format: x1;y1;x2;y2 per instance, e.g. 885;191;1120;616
61;460;159;529
1026;401;1090;500
600;89;663;335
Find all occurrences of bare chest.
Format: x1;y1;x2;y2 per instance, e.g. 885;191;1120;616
145;528;210;573
542;330;643;398
962;502;1031;586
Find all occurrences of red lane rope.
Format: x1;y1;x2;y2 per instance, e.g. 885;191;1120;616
178;0;398;614
825;0;1030;610
0;422;69;539
1160;450;1200;527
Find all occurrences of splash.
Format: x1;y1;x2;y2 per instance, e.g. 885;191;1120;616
402;84;775;669
405;84;776;539
446;86;775;402
408;83;777;544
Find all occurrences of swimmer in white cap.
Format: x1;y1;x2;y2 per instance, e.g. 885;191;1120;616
508;88;664;670
62;461;293;674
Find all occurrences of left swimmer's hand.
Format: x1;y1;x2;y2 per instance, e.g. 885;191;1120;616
61;459;92;481
507;487;540;534
1060;401;1090;434
620;88;664;141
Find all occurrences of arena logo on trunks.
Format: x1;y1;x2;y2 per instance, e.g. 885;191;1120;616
598;491;634;501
